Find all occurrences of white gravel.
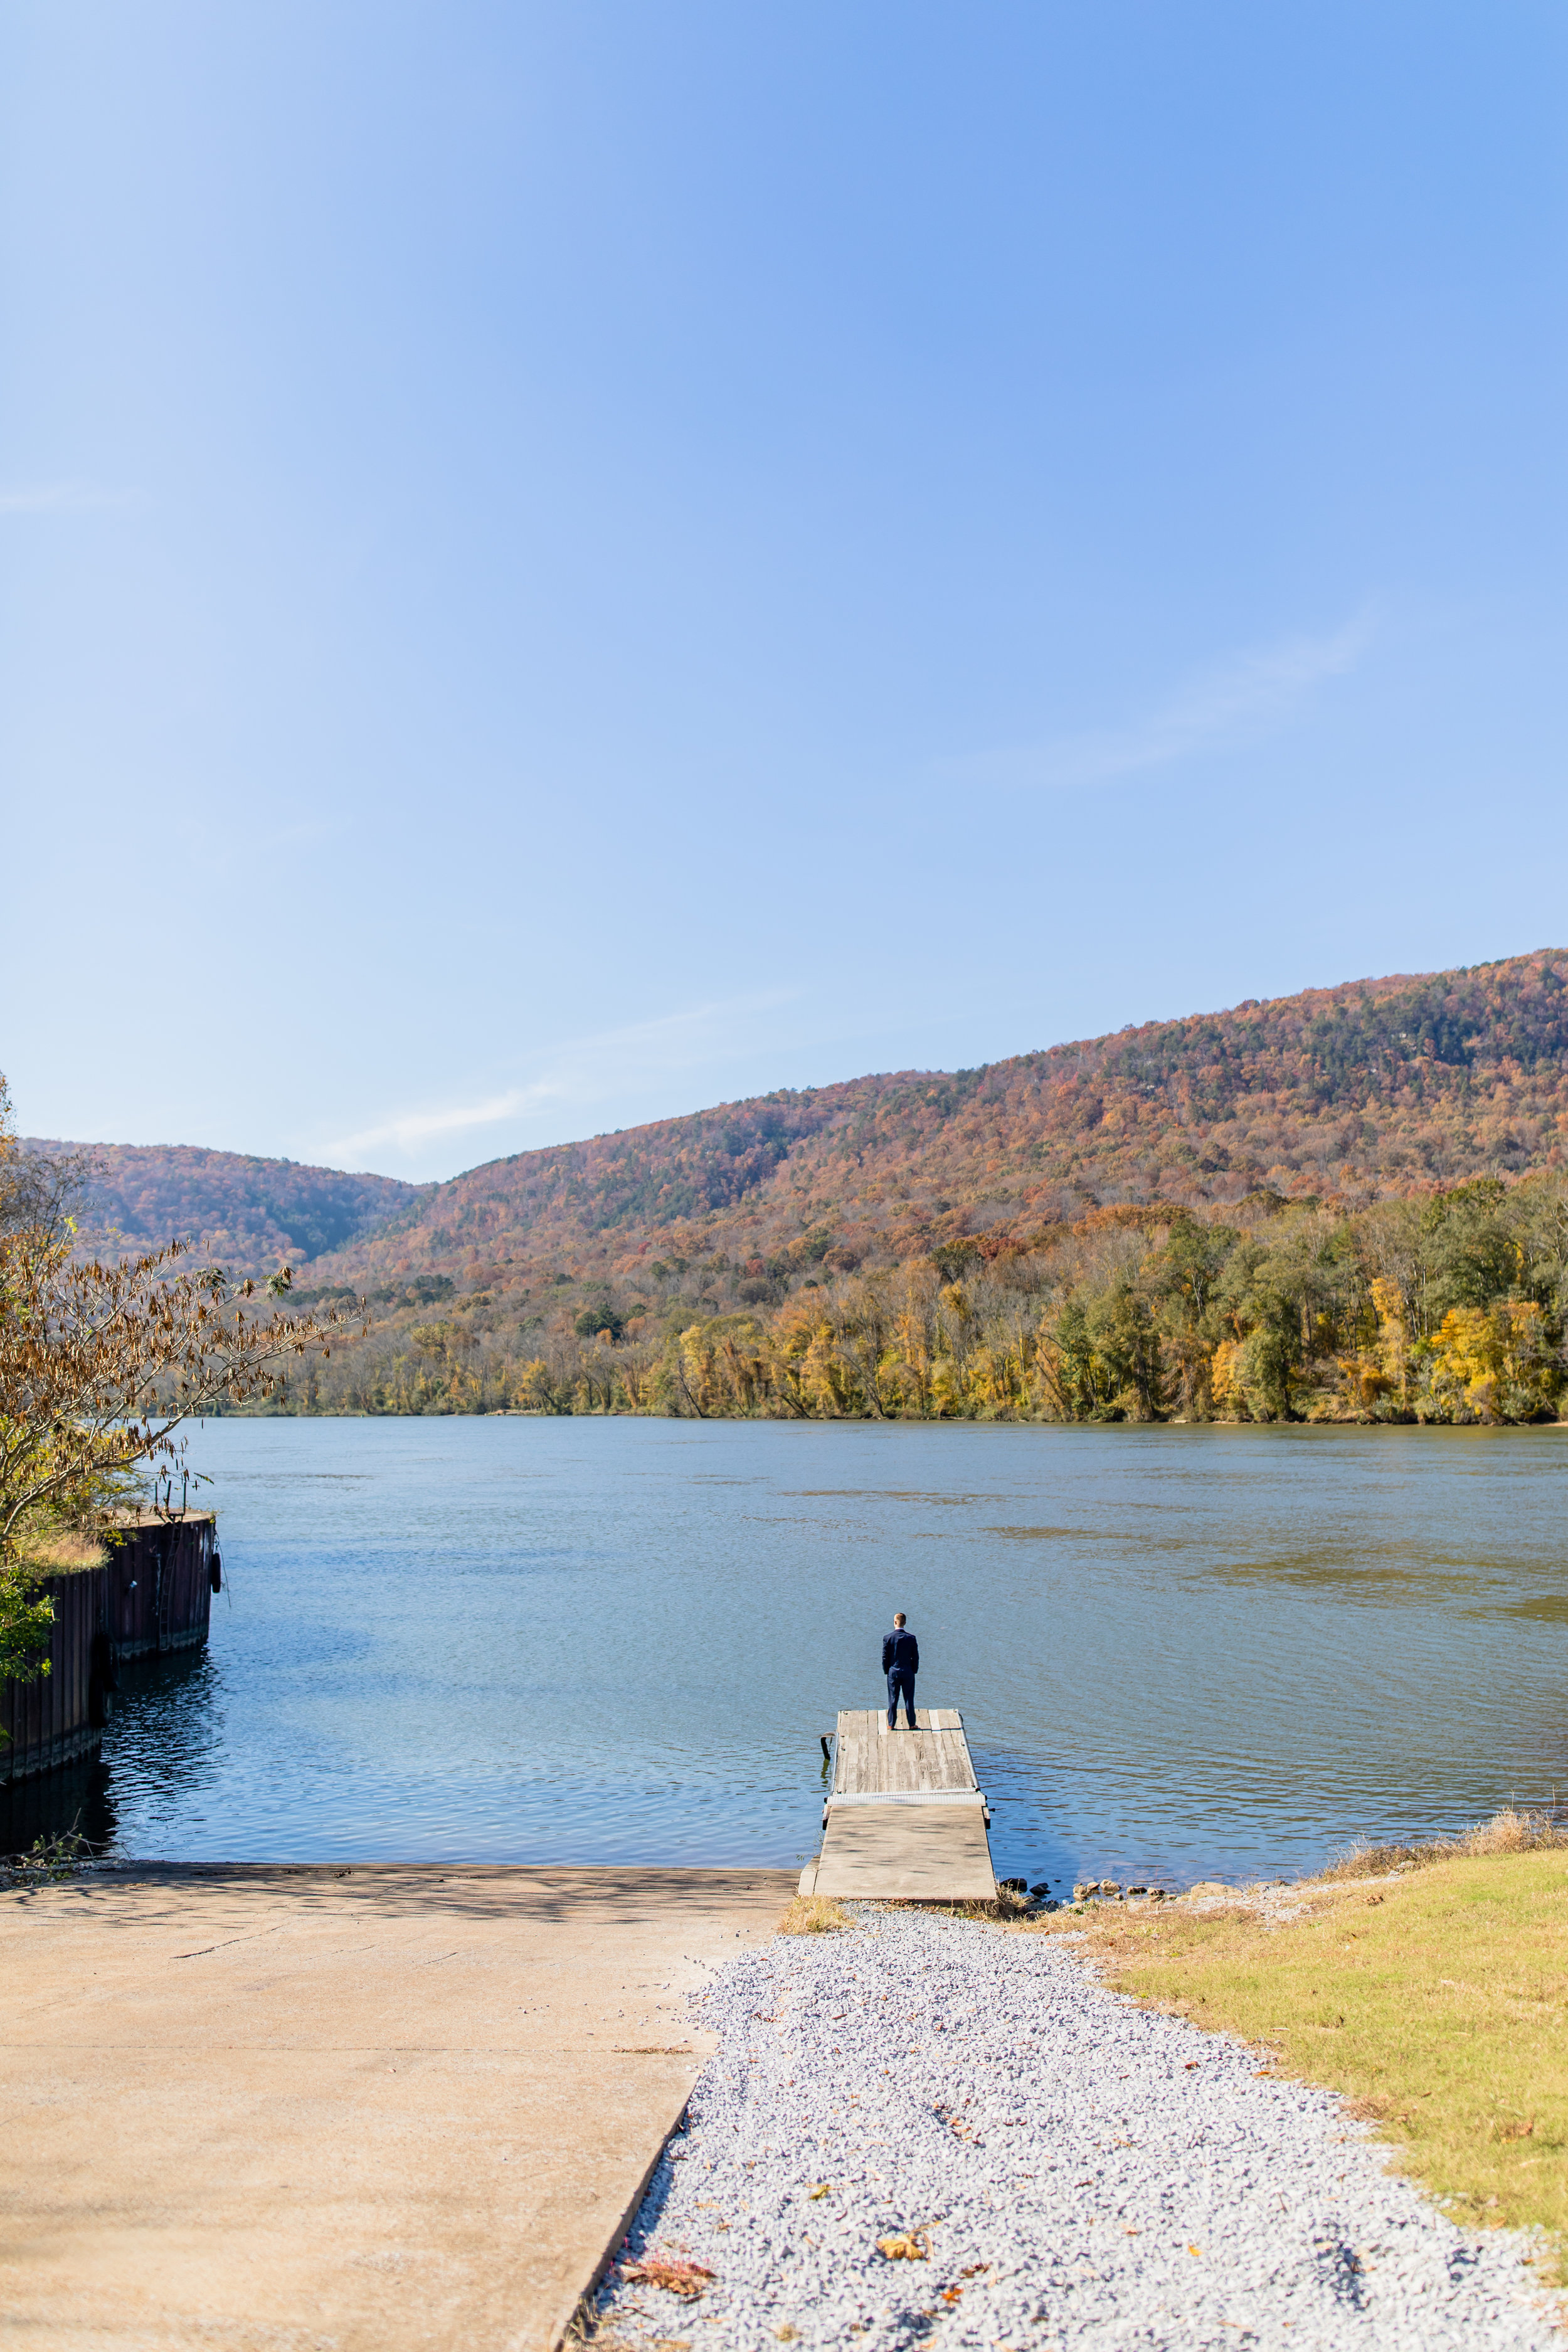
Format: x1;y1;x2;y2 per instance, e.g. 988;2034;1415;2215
590;1904;1554;2350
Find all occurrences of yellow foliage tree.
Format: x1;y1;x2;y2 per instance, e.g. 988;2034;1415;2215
1426;1300;1559;1422
1369;1277;1411;1407
516;1358;559;1411
1209;1336;1244;1414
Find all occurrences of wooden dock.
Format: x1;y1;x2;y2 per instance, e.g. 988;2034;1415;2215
797;1708;998;1902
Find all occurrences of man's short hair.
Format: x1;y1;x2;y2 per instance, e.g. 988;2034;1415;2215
893;1611;906;1625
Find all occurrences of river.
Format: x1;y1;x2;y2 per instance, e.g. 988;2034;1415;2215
11;1416;1568;1888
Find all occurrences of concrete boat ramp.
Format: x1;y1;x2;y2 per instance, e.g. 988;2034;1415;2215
0;1862;791;2352
799;1705;999;1902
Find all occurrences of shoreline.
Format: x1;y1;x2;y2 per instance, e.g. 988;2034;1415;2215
206;1399;1568;1426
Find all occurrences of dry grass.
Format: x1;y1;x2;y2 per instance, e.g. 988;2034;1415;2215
1032;1820;1568;2276
777;1893;854;1936
13;1530;107;1574
1318;1805;1568;1880
936;1890;1033;1924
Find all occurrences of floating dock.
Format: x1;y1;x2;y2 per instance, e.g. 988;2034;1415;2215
798;1708;999;1902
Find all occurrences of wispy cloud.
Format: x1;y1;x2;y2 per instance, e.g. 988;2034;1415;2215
329;1088;547;1160
0;480;142;515
950;608;1378;793
318;991;800;1167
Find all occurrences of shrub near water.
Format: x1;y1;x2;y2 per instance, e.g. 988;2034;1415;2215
1040;1816;1568;2266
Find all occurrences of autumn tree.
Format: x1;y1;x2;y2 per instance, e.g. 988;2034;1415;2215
0;1077;357;1671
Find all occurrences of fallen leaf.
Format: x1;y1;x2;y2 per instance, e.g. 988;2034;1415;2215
620;2258;717;2299
1188;2244;1203;2257
1125;2227;1140;2237
808;2184;832;2200
877;2232;929;2261
959;2263;991;2278
940;2286;963;2304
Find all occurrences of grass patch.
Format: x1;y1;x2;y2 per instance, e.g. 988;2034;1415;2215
778;1893;854;1936
13;1530;107;1574
1035;1830;1568;2265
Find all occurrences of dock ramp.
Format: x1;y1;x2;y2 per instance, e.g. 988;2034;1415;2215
798;1708;998;1902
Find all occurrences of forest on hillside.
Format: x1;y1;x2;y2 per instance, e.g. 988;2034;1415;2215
299;950;1568;1309
38;951;1568;1428
21;1140;423;1278
267;1172;1568;1426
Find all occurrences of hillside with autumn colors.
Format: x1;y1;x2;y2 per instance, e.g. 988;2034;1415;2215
295;949;1568;1298
33;950;1568;1426
20;1140;423;1278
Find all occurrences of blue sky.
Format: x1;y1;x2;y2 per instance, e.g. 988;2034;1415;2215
3;2;1564;1180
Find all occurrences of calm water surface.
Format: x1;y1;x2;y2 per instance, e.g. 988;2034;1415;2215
14;1417;1568;1888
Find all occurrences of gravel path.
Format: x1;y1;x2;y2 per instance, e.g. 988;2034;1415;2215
590;1904;1554;2350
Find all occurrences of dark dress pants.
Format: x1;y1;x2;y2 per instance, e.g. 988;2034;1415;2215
887;1668;916;1729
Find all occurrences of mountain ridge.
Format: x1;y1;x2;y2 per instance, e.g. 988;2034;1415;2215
31;948;1568;1291
298;946;1568;1292
30;948;1568;1426
21;1140;424;1279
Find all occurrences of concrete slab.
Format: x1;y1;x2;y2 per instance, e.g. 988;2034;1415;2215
0;1862;793;2352
805;1806;998;1900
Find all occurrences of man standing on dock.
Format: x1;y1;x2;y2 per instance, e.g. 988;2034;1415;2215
882;1612;919;1730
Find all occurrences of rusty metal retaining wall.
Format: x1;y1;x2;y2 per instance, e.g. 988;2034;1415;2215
107;1516;216;1663
0;1515;216;1786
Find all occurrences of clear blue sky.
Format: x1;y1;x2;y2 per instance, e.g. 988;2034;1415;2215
4;3;1564;1180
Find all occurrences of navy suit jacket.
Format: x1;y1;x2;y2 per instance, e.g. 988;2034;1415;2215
882;1626;919;1676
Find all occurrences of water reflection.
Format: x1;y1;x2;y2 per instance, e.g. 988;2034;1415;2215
103;1648;225;1808
1495;1596;1568;1624
0;1648;220;1858
0;1756;117;1857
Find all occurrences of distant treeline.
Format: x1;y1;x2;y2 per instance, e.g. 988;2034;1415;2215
253;1175;1568;1426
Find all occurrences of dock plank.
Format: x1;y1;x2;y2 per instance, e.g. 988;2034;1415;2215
837;1710;977;1794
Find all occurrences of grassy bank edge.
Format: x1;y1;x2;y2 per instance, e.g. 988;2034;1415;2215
1025;1816;1568;2294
